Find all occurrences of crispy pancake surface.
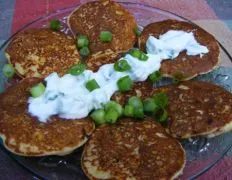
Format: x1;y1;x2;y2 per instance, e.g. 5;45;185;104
139;20;220;80
82;118;185;180
151;81;232;138
0;78;95;156
68;0;136;62
5;28;81;78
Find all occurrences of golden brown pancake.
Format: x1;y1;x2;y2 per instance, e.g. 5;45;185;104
151;81;232;138
68;0;136;62
0;78;95;156
112;80;232;139
5;28;81;78
139;20;220;80
82;118;186;180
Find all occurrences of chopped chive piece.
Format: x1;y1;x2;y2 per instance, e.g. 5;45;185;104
128;96;143;108
149;71;162;83
104;101;123;116
133;26;141;37
139;52;148;61
67;63;86;76
85;79;100;92
154;108;168;123
153;92;168;108
29;83;46;98
133;107;144;119
114;59;131;72
90;109;106;125
50;19;61;31
105;108;119;124
77;35;89;49
2;64;15;78
143;98;159;114
80;47;90;57
123;105;134;117
117;75;133;92
100;31;112;42
129;48;141;58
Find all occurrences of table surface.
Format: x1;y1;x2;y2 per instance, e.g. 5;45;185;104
0;0;232;179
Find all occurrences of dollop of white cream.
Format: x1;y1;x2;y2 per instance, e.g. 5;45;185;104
28;30;209;123
146;30;209;59
28;54;162;122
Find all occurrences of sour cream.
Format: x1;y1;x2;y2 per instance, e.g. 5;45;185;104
28;54;162;122
146;30;209;59
28;30;209;123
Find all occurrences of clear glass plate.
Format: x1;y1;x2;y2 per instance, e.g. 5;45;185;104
0;2;232;180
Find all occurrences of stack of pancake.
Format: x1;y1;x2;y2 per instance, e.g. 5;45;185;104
1;0;231;179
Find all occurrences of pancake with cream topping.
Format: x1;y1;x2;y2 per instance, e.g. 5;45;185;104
112;80;232;138
68;0;136;64
0;78;95;156
139;19;220;80
5;28;81;78
82;118;185;180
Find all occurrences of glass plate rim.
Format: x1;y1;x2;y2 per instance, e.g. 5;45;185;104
0;1;232;180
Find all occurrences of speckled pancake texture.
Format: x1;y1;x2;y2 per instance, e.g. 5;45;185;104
82;118;185;180
151;81;232;138
0;78;95;156
5;28;81;78
68;0;136;62
82;119;185;180
139;19;220;80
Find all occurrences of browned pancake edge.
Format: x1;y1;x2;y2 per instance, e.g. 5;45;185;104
5;28;81;78
139;19;220;81
67;0;136;64
151;81;232;138
0;78;95;156
81;118;186;180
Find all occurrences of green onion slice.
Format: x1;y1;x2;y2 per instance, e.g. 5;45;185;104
29;83;46;98
154;108;168;123
67;63;86;76
117;75;133;92
100;31;112;42
139;52;148;61
143;98;159;114
123;104;134;117
149;71;162;83
105;108;119;124
80;47;90;57
129;48;141;58
133;107;144;119
114;59;131;72
153;92;169;108
50;19;61;31
90;109;106;125
2;64;15;78
104;101;123;116
85;79;100;92
128;96;143;108
77;35;89;49
133;26;141;37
